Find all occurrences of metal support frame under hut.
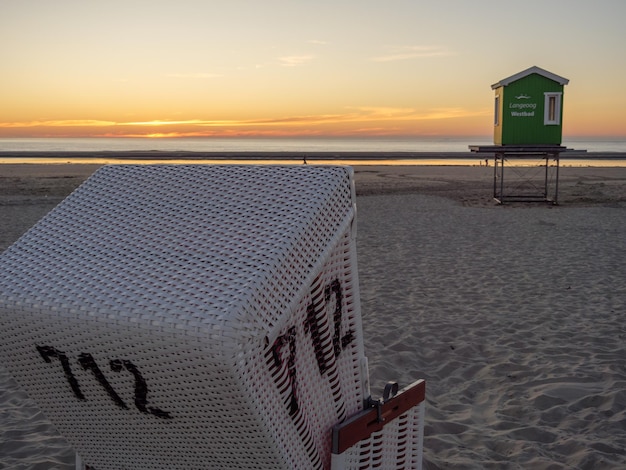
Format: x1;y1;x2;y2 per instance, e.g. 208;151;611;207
469;145;564;204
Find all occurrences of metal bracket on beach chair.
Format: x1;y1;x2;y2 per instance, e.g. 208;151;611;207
366;381;399;423
333;379;424;454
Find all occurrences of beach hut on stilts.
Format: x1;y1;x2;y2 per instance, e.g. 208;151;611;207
470;66;573;204
0;165;426;469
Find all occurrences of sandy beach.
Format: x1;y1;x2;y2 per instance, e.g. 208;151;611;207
1;163;625;469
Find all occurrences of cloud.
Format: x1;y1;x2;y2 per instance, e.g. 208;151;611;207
346;106;489;122
0;120;117;128
167;73;221;79
277;55;314;67
0;107;486;130
125;119;216;126
349;107;417;119
370;45;453;62
0;106;489;138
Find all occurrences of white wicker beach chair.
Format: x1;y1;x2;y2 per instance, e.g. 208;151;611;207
0;165;424;470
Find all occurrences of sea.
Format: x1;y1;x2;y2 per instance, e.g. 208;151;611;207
1;136;625;166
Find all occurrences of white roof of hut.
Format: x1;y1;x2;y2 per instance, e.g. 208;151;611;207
491;65;569;89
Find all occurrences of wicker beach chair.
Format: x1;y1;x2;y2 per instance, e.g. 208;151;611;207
0;165;424;470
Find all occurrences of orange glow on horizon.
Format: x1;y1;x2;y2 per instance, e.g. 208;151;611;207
1;104;623;139
0;107;495;139
1;112;623;139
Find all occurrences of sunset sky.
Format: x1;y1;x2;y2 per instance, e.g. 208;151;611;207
2;0;625;139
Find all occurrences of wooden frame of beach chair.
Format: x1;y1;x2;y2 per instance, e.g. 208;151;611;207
331;379;426;470
0;165;425;469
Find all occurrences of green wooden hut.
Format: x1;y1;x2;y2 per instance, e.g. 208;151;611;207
492;66;569;145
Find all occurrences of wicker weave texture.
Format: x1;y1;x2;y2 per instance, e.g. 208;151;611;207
0;165;368;469
333;402;425;470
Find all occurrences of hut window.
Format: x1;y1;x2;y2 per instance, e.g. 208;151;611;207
544;92;562;125
494;95;500;125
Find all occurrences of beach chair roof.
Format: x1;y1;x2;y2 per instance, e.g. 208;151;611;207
0;165;356;348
